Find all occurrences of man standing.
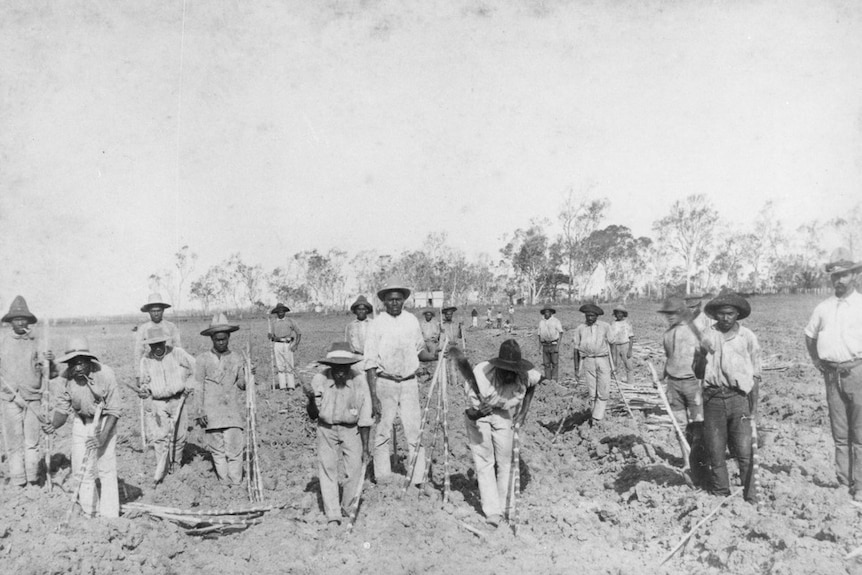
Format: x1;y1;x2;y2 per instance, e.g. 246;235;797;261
0;296;49;486
464;340;541;526
805;248;862;500
537;306;564;381
137;326;196;485
440;305;464;352
345;296;373;357
43;337;121;518
364;279;436;485
269;303;302;391
700;292;761;503
471;308;479;329
134;293;181;365
572;303;612;426
193;314;247;485
657;296;709;487
609;304;635;383
419;310;441;355
304;342;372;525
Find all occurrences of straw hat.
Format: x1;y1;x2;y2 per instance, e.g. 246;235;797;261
270;303;291;314
57;337;99;364
350;296;372;313
612;304;628;316
442;305;458;314
2;295;37;324
200;313;240;336
318;342;361;366
377;278;411;301
488;339;534;373
578;303;604;316
141;293;171;313
657;297;686;314
142;326;169;345
704;292;751;320
422;309;436;318
540;306;556;314
825;248;862;275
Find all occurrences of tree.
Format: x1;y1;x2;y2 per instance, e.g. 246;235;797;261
579;225;651;300
501;220;555;305
269;265;310;309
295;249;346;306
740;201;784;292
558;190;608;300
173;245;198;312
229;253;264;307
708;231;747;290
653;194;719;295
828;203;862;255
189;267;221;314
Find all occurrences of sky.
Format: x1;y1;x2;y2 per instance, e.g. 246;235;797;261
1;0;861;317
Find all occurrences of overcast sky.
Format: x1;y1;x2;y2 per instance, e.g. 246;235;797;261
2;0;861;317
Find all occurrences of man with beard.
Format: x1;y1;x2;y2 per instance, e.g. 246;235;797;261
805;248;862;500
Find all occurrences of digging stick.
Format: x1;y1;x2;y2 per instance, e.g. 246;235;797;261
551;373;580;443
607;344;637;423
346;457;369;532
42;319;53;491
402;338;447;495
421;382;444;485
63;402;104;526
507;418;521;536
647;361;691;464
267;317;278;391
168;393;188;469
441;354;451;502
660;487;742;565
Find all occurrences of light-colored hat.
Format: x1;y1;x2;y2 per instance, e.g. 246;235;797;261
318;342;361;366
422;309;436;318
612;304;628;316
57;337;99;363
143;326;169;345
350;296;372;313
377;278;411;301
825;248;862;275
141;293;171;313
2;295;37;324
200;313;240;336
270;303;291;314
657;297;686;314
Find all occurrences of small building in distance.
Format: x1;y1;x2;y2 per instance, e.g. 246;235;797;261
413;290;444;309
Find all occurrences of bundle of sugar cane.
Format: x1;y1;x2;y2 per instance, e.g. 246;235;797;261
122;501;282;536
244;345;264;502
123;501;280;515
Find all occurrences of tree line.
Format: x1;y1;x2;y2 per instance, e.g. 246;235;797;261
149;194;861;312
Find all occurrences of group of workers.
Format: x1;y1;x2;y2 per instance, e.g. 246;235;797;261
0;246;860;526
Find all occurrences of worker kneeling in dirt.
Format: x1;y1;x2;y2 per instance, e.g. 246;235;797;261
42;337;121;518
193;314;247;486
698;292;761;504
304;342;372;525
463;339;541;527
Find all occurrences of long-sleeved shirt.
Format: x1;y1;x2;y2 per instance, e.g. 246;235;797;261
310;368;373;427
468;361;542;418
364;312;425;378
571;322;611;357
345;319;371;355
701;323;762;393
420;319;441;345
134;320;182;367
0;330;43;402
608;320;634;345
271;317;301;342
193;349;246;430
56;363;121;419
139;346;196;399
804;289;862;363
538;317;564;343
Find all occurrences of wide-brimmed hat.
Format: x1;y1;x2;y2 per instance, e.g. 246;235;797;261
141;293;171;313
376;278;411;301
2;295;37;324
350;295;372;313
684;294;705;309
143;326;169;345
540;306;556;314
200;313;240;336
422;309;436;317
442;305;457;314
825;248;862;275
578;303;604;316
489;339;534;373
57;337;99;364
612;304;628;316
319;342;361;366
704;292;751;320
270;303;291;314
657;297;686;314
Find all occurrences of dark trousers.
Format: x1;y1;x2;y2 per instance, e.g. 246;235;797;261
703;387;756;502
541;343;559;380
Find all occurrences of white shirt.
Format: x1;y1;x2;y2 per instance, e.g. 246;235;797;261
804;289;862;363
363;311;425;377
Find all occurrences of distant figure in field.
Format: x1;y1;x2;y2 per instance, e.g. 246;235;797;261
419;309;441;355
193;314;247;485
471;308;479;328
486;307;493;325
805;248;862;501
699;292;761;503
508;304;515;327
345;295;373;368
537;305;564;381
0;296;51;486
44;337;121;518
496;310;503;329
364;279;436;485
134;293;181;366
608;304;634;383
269;303;302;391
572;303;611;427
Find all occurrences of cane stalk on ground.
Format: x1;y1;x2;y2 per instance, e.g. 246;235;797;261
42;318;53;490
63;401;104;526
